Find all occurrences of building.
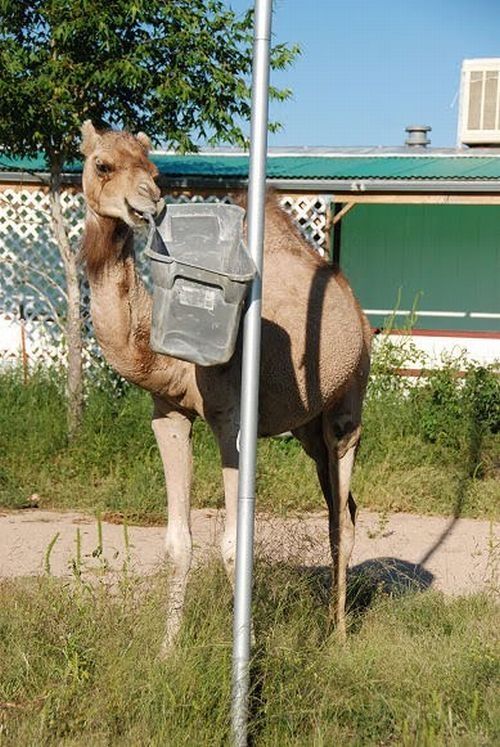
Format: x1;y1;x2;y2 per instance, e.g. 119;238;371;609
1;58;500;368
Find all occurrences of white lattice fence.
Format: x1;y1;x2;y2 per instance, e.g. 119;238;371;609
0;188;86;366
280;194;328;256
0;188;327;368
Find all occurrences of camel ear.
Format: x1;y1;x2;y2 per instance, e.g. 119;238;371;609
80;120;100;156
136;132;152;153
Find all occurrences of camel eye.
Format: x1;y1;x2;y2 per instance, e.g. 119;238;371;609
95;159;113;176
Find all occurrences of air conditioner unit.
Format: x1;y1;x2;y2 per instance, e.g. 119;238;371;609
458;58;500;146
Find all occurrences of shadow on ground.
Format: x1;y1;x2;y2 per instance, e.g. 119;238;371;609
349;557;434;612
283;557;434;613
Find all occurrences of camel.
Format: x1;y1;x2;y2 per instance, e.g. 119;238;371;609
80;121;372;649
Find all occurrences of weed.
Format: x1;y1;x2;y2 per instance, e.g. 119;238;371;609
44;532;60;575
70;527;83;580
366;508;390;539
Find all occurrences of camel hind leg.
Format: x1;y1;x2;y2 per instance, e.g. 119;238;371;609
293;408;360;639
322;416;359;638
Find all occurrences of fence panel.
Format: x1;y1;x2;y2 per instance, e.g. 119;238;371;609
0;188;327;369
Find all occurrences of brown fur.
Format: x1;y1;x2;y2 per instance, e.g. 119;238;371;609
81;213;133;279
265;193;327;264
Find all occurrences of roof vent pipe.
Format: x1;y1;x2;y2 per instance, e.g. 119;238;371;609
405;125;431;148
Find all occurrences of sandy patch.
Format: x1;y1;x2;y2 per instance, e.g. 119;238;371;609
1;508;497;596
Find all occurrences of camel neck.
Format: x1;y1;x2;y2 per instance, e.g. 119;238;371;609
83;211;151;376
82;211;197;410
82;211;147;347
82;212;134;278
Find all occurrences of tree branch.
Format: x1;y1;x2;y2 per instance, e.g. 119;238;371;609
48;166;76;270
4;256;68;302
19;281;65;333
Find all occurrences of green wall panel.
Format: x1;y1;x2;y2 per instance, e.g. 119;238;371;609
340;204;500;332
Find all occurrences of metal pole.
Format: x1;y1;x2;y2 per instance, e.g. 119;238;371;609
231;1;272;745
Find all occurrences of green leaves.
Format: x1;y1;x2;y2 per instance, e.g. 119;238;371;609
0;0;298;163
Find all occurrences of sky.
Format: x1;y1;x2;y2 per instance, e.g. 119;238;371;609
228;0;500;149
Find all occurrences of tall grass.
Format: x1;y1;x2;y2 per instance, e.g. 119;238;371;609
0;564;498;745
1;348;498;743
0;343;498;521
356;341;499;518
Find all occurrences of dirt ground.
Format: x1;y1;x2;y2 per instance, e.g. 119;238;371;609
1;508;498;596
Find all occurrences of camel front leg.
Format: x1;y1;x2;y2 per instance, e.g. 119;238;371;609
152;403;194;654
212;425;239;589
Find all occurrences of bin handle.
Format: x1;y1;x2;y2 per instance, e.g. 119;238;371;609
145;212;170;257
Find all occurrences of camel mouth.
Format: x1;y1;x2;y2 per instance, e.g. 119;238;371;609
126;198;166;227
124;199;157;225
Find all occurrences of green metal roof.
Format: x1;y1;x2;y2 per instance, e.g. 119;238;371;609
149;153;500;181
0;154;81;173
2;151;500;182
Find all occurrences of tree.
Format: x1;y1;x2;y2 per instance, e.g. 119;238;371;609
0;0;297;438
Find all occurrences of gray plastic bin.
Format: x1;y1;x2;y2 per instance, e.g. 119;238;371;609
145;203;256;366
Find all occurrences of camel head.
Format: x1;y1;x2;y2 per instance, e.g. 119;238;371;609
80;121;161;226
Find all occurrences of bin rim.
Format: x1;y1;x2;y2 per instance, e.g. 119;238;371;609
161;202;245;217
145;208;256;284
